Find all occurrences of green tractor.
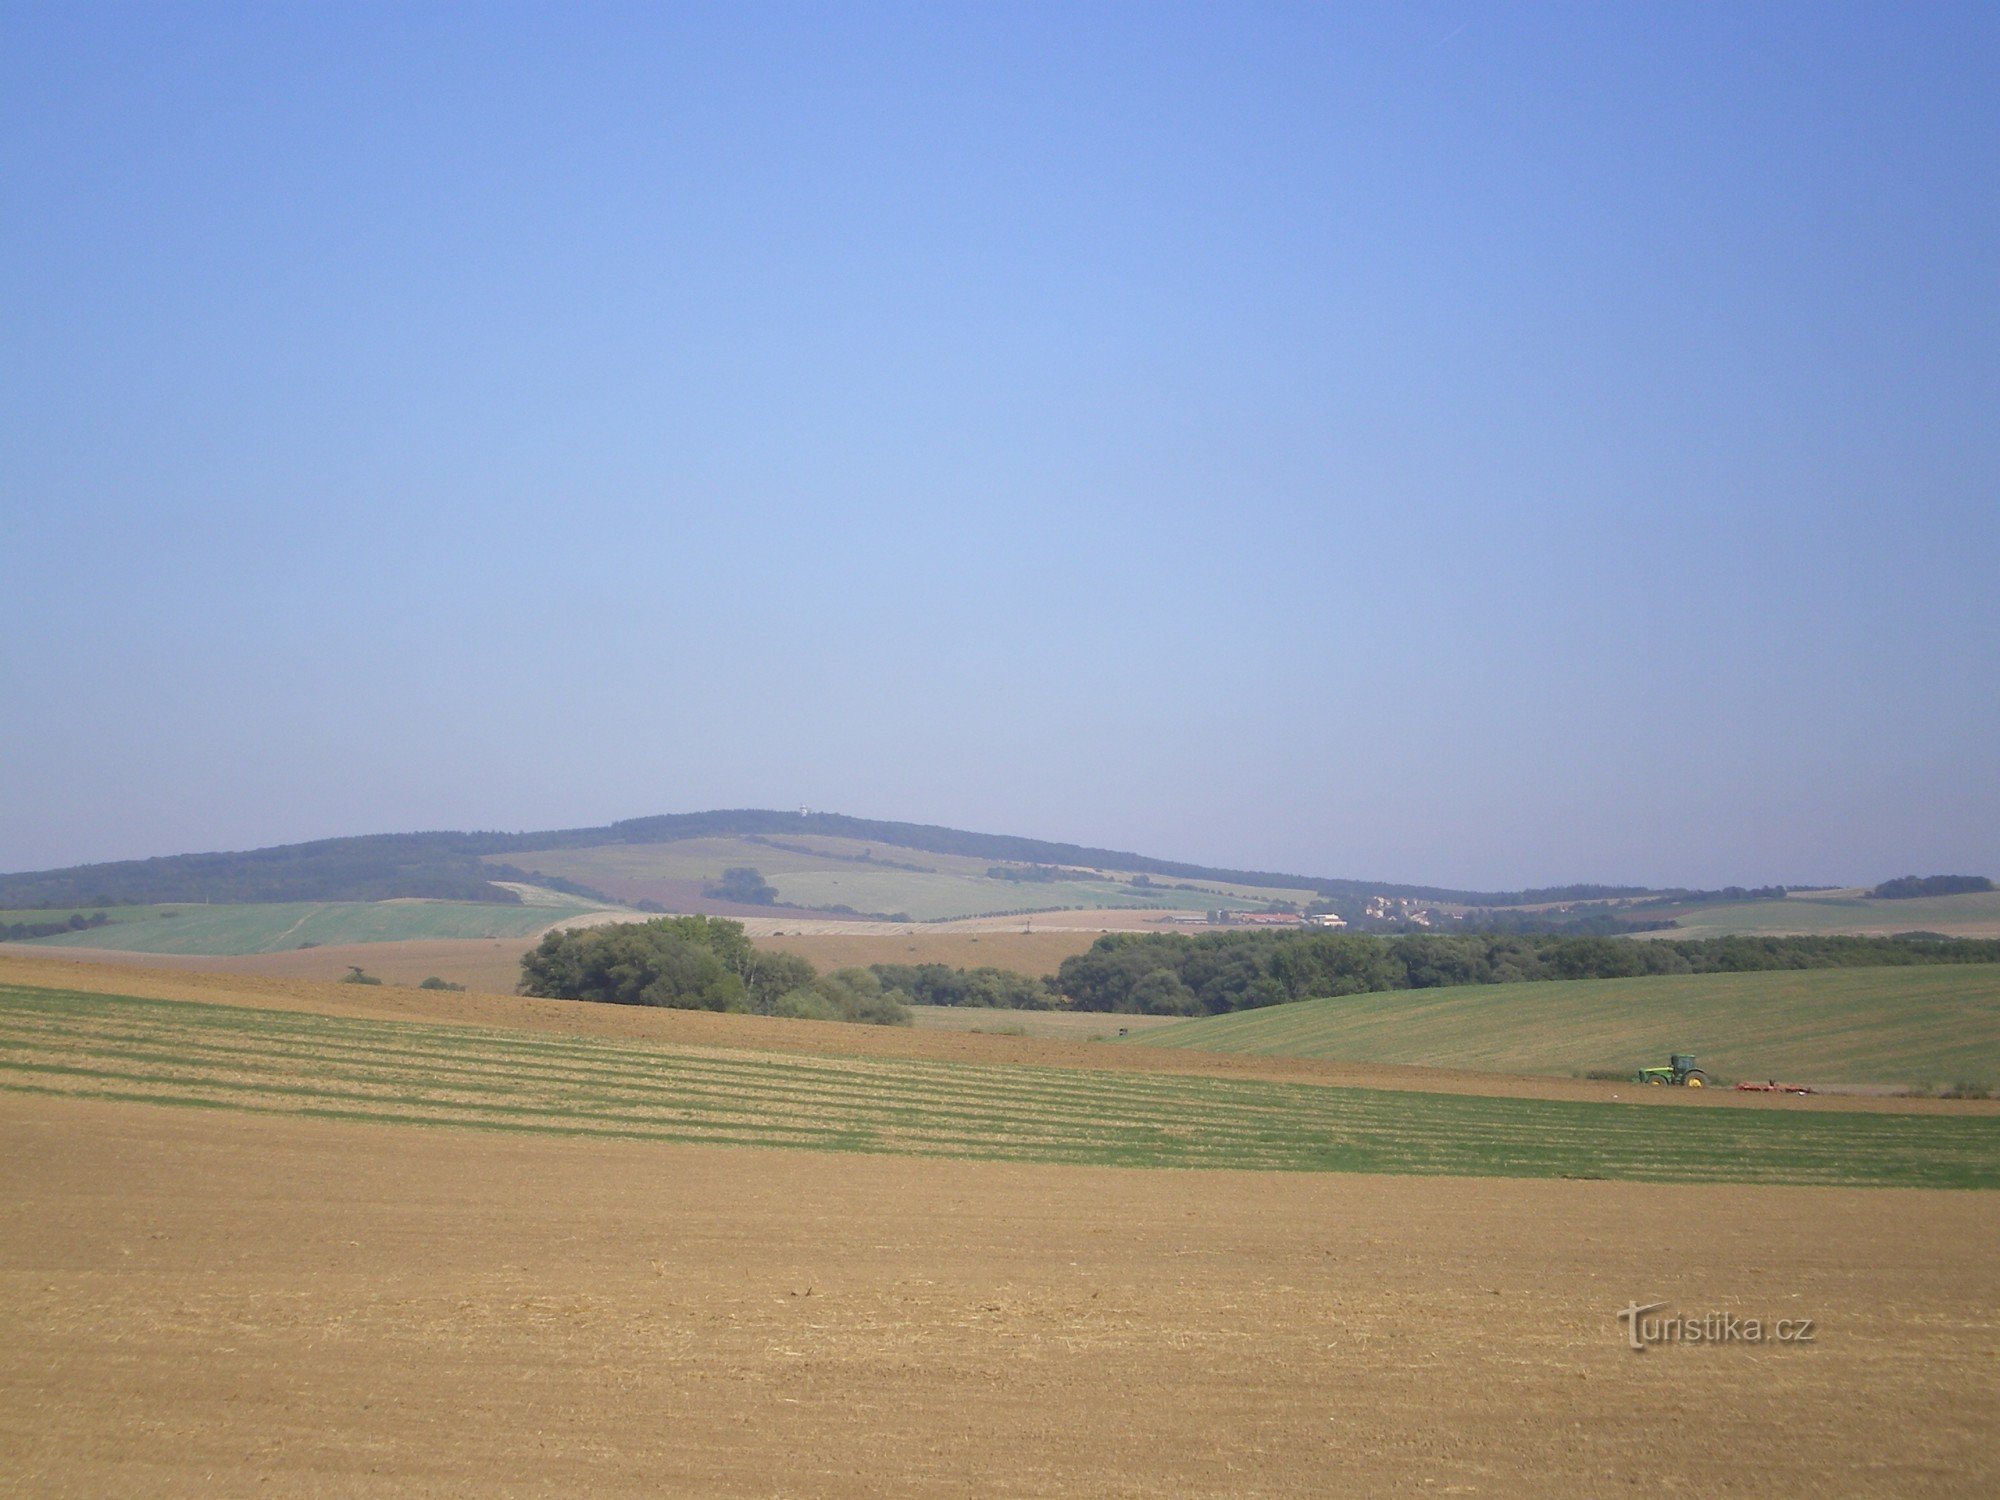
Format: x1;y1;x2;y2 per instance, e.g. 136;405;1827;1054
1636;1053;1709;1088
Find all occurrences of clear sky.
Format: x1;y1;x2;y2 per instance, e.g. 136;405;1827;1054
3;1;1995;890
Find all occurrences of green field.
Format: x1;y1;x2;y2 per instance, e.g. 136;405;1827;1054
1644;889;2000;939
1134;966;2000;1088
8;900;602;956
1;981;1995;1188
494;834;1315;921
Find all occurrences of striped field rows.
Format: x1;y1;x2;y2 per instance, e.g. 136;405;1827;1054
3;983;1997;1188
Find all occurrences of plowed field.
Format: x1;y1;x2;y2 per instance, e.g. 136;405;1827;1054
3;1095;1995;1496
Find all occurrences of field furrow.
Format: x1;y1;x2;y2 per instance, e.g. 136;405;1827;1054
3;982;1996;1186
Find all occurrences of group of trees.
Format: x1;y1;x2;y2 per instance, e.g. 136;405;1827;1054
1053;929;2000;1016
868;963;1057;1009
517;916;911;1025
508;912;2000;1025
0;911;110;942
702;867;779;905
1871;875;1994;899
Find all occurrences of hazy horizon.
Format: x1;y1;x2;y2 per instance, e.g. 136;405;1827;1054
5;3;1995;891
0;801;1976;899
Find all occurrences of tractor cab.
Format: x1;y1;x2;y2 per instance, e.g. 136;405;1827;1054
1636;1054;1710;1087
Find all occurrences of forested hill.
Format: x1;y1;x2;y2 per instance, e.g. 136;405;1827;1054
0;808;1661;910
0;831;558;908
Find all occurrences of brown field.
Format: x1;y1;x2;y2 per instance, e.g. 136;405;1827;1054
0;936;538;992
3;1091;1995;1497
1;919;1107;992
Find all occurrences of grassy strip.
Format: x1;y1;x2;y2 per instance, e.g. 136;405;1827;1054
3;983;1997;1187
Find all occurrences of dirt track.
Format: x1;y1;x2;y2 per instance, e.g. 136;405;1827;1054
2;1093;1994;1497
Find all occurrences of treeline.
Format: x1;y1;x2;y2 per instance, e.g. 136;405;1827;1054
869;963;1057;1009
1871;875;1994;899
987;864;1105;883
518;917;911;1024
1054;930;2000;1015
1;911;110;942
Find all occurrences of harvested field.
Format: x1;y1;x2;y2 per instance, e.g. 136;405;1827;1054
3;953;1990;1114
1138;966;2000;1089
3;1093;1996;1497
4;978;1997;1186
910;1005;1181;1042
0;936;539;992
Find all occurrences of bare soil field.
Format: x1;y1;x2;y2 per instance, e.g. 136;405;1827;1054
0;911;1148;990
8;953;1992;1117
0;937;538;992
2;1092;1994;1497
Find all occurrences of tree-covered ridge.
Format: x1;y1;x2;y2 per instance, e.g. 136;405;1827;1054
1053;930;2000;1016
0;831;608;910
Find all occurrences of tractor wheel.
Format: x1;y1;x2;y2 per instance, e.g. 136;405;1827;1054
1685;1071;1708;1088
1646;1075;1664;1086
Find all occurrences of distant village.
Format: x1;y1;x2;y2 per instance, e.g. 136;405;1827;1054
1167;895;1441;930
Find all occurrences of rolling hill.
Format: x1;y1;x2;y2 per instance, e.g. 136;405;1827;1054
1133;966;2000;1089
0;810;1645;915
4;810;1988;943
6;897;606;957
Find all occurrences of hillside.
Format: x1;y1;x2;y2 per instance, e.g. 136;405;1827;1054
0;809;1655;915
479;832;1325;922
1134;966;2000;1089
6;811;1986;939
5;897;605;957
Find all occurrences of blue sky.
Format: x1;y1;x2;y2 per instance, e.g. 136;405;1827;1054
2;1;1994;889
